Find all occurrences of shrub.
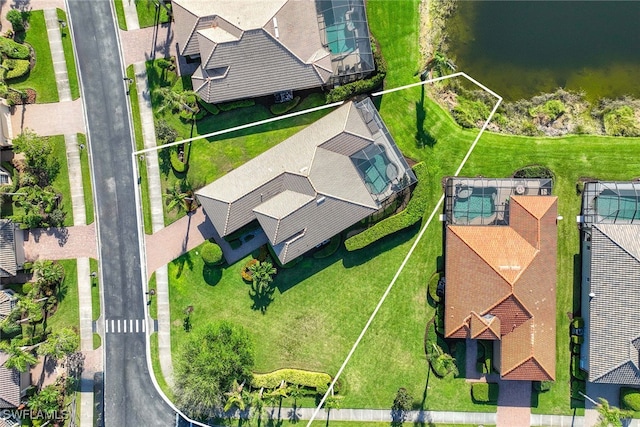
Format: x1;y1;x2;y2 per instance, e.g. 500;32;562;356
313;235;341;259
513;165;554;180
155;119;178;145
452;97;490;128
252;369;332;391
170;150;187;173
571;355;586;380
0;37;29;60
530;99;565;121
603;106;640;137
621;387;640;411
200;242;223;265
3;58;30;80
345;163;428;251
533;380;553;393
22;282;33;295
571;380;586;401
6;9;24;33
198;99;220;115
217;99;255;112
241;259;258;282
179;108;206;122
427;272;441;303
571;335;584;344
270;96;301;115
571;317;584;328
471;382;498;404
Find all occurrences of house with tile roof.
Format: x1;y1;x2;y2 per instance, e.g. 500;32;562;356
0;220;24;279
0;351;29;411
196;98;416;264
0;289;16;321
172;0;375;104
580;181;640;385
444;178;558;381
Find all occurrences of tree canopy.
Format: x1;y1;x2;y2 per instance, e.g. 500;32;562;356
174;321;254;420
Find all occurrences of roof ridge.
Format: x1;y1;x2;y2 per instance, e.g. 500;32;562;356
182;13;207;56
595;224;640;263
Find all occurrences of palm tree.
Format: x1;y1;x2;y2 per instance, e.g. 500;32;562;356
423;51;456;80
248;261;277;294
164;180;195;213
223;380;247;412
37;328;79;360
595;398;633;427
288;384;304;408
27;385;60;416
0;339;38;372
155;87;200;121
16;294;42;337
33;259;64;296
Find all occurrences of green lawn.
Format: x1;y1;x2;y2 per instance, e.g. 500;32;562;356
150;332;173;400
136;0;171;28
50;135;74;227
148;272;157;319
159;0;640;416
77;134;94;224
56;8;80;100
90;258;100;321
113;0;127;30
47;259;79;332
10;10;58;103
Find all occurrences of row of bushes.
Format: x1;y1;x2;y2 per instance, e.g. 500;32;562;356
427;271;441;303
621;387;640;411
471;382;498;404
170;150;187;173
252;369;332;392
4;58;29;80
571;354;586;381
312;235;342;259
345;162;428;251
270;96;301;115
0;37;30;59
218;99;255;112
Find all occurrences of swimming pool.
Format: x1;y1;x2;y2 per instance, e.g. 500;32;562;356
453;195;495;222
597;194;640;220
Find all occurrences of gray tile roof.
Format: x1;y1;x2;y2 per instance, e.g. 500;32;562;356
197;98;416;263
0;352;21;408
173;0;332;103
587;223;640;384
0;289;16;320
0;220;17;278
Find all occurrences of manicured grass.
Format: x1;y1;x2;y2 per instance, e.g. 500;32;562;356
127;64;153;234
50;135;74;227
90;258;100;321
77;134;94;224
150;332;174;401
113;0;128;30
56;8;80;100
93;333;101;350
148;272;157;319
136;0;171;28
10;10;58;103
145;60;333;227
47;259;79;332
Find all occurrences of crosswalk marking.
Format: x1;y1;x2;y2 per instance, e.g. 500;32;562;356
105;319;146;334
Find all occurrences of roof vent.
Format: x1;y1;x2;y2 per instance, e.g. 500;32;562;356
273;17;279;39
299;166;308;174
589;292;596;298
317;196;326;205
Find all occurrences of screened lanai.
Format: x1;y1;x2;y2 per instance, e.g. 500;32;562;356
581;181;640;228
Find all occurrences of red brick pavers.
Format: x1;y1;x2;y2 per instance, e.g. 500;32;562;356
145;208;215;277
11;100;85;137
23;224;97;261
119;24;177;66
496;380;532;427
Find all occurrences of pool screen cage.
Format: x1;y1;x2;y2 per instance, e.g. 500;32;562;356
580;181;640;231
316;0;375;82
444;177;553;226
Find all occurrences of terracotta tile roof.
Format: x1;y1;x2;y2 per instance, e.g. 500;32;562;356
445;195;558;381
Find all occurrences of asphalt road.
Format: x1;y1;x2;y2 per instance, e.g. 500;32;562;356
66;1;175;425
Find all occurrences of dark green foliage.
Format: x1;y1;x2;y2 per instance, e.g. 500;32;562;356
6;9;24;32
603;106;640;137
571;335;584;344
571;317;584;328
13;130;60;187
471;382;498;403
198;99;220;115
392;387;413;411
270;96;301;115
252;368;332;390
3;58;30;80
533;380;553;393
313;235;342;259
155;119;178;145
530;100;566;121
200;242;223;266
620;387;640;411
179;108;206;122
513;165;554;180
428;271;441;303
452;97;490;128
477;341;494;374
571;380;586;401
217;99;255;112
0;37;29;59
345;163;428;251
170;150;187;173
174;321;254;419
571;354;586;380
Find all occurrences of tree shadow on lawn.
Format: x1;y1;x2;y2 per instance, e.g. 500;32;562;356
415;85;437;149
172;250;194;279
202;264;222;286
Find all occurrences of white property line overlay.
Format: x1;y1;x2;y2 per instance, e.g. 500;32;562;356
308;72;502;423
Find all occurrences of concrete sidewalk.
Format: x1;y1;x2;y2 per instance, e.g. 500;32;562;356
122;0;140;30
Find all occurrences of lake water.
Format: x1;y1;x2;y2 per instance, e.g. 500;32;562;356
447;1;640;101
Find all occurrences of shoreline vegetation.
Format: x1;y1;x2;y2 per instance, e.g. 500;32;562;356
420;0;640;138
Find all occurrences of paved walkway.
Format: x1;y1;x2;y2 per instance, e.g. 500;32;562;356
0;0;65;32
119;23;176;65
11;99;85;136
44;8;71;102
23;225;96;260
122;0;140;30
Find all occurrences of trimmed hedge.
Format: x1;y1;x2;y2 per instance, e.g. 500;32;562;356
313;235;341;259
571;380;586;401
170;150;187;173
428;272;441;303
198;99;220;115
345;162;428;251
533;380;553;393
571;354;586;381
0;37;30;59
571;335;584;344
3;59;30;80
621;387;640;411
471;382;498;404
571;317;584;328
200;241;223;265
252;369;332;391
270;96;301;115
217;99;255;112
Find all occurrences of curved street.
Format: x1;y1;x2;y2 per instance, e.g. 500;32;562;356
66;1;175;425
